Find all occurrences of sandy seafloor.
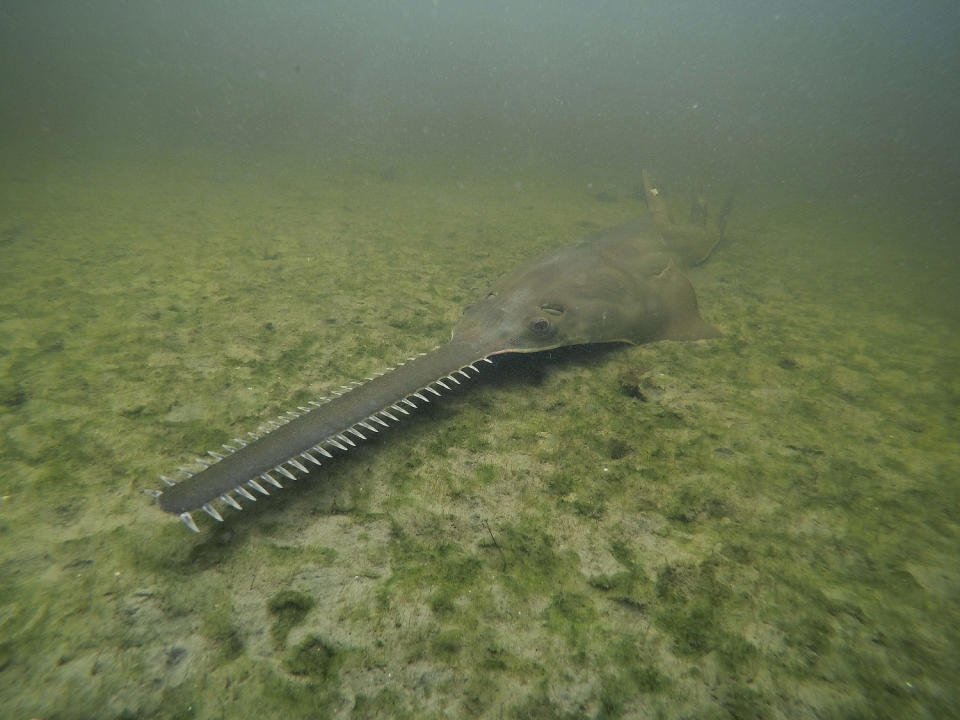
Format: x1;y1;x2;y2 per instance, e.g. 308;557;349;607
1;146;958;719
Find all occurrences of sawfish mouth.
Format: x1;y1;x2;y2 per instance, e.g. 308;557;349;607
154;341;499;532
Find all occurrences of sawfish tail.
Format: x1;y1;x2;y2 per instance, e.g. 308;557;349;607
641;169;735;266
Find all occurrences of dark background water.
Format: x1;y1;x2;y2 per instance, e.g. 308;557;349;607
3;1;958;204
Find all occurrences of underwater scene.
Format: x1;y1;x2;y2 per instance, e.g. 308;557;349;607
1;2;958;718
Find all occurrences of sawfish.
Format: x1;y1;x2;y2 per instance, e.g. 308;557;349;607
155;173;730;531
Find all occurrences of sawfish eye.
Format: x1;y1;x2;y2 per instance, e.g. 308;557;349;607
530;317;552;336
540;302;564;316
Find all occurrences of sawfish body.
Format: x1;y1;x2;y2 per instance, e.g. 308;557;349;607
156;211;721;531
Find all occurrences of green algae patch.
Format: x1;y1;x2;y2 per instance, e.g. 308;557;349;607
284;634;341;679
268;590;315;647
352;688;415;720
201;603;245;660
542;592;598;652
605;638;666;694
587;538;653;612
498;518;583;599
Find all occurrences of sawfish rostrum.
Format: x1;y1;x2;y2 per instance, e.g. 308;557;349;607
155;181;726;531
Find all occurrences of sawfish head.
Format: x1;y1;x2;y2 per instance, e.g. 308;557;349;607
451;229;720;357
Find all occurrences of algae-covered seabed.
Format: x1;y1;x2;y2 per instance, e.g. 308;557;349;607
1;149;958;719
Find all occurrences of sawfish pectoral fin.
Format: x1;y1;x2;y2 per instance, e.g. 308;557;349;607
644;261;721;342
